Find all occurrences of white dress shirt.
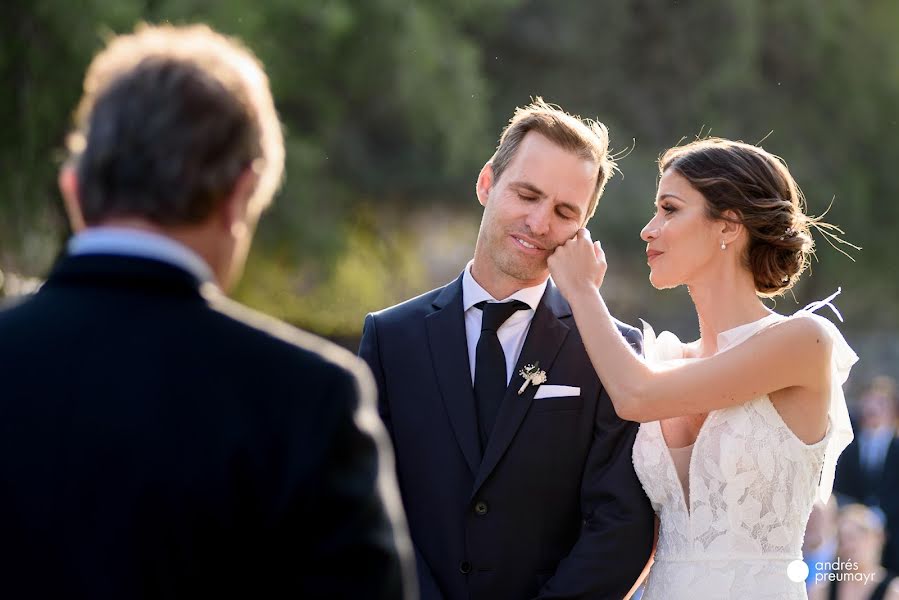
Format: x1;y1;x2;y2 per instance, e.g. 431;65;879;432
462;260;548;386
67;227;215;285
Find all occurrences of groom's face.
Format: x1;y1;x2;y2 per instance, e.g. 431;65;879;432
475;132;596;289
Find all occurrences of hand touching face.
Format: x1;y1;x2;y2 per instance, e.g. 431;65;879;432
474;132;597;294
548;228;606;299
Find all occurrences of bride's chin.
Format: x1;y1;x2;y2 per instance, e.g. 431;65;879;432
648;273;676;290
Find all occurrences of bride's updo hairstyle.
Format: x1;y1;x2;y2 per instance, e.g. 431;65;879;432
660;138;816;297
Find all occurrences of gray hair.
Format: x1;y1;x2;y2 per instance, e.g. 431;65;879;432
67;24;284;226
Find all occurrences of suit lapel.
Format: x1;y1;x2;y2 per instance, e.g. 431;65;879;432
425;275;481;476
472;282;571;497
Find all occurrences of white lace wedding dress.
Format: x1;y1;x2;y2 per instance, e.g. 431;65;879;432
632;302;858;600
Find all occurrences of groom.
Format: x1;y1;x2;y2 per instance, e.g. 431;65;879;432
359;99;654;599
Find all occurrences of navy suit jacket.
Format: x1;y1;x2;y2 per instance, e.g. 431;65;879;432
360;273;654;600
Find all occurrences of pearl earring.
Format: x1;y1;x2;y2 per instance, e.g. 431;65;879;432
720;243;726;250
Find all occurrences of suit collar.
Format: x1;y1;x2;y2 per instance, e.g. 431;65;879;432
542;278;572;319
427;273;482;475
432;272;464;309
44;253;212;299
460;261;547;313
433;272;571;319
68;227;215;285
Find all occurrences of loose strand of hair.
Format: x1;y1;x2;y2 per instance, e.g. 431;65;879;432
804;196;862;262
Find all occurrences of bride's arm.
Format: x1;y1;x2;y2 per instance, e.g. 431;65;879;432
548;230;833;423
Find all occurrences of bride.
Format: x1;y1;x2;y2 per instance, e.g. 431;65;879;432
548;138;858;599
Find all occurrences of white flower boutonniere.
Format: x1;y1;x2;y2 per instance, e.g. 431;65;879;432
517;362;547;395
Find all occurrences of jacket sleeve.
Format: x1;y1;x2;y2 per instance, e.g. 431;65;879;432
534;327;655;599
298;358;418;599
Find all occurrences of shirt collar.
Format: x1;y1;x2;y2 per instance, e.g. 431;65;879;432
461;260;547;312
67;227;216;285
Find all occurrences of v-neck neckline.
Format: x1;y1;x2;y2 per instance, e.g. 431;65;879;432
649;312;786;518
656;413;714;518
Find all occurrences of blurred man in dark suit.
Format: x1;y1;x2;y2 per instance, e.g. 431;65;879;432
835;376;899;574
0;23;414;600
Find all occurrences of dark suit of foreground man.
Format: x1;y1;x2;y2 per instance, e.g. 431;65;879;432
360;100;654;599
0;24;414;600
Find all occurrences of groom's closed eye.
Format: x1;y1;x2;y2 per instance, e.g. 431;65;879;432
510;181;582;222
556;205;577;220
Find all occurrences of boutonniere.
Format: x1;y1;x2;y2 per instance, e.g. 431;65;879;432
517;362;547;395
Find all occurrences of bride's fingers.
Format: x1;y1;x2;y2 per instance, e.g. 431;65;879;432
577;228;592;243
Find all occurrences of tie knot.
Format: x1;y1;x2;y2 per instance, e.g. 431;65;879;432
477;300;529;332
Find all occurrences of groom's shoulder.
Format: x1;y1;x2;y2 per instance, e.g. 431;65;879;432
569;312;642;351
567;309;639;338
367;280;456;324
612;316;641;339
612;316;643;353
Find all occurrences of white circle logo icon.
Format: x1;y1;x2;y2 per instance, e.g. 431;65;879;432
787;560;809;583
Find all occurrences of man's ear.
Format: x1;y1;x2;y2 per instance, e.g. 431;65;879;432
476;162;495;208
719;209;744;246
219;167;260;236
58;166;86;233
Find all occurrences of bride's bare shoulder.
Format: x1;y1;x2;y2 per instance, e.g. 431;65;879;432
764;314;834;360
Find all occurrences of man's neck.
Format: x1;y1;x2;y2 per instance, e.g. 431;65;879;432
469;260;546;301
91;218;224;286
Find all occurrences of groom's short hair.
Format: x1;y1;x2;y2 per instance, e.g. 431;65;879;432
66;23;284;227
489;98;616;221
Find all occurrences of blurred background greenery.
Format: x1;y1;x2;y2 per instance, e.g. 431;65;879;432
2;0;897;383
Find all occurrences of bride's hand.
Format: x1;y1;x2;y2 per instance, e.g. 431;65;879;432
548;228;607;299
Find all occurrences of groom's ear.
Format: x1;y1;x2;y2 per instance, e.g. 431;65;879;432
476;162;495;208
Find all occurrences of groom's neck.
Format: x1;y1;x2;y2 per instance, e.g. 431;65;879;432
469;259;547;301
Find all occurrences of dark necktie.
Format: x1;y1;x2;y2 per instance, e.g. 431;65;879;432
474;300;529;450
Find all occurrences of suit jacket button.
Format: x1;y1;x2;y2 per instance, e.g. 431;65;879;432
474;500;489;516
459;560;472;574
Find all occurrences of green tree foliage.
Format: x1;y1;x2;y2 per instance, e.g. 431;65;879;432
476;0;899;325
1;0;896;332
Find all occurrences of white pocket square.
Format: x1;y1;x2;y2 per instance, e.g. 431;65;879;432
533;385;580;399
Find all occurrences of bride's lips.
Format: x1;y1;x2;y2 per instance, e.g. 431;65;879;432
511;234;546;254
647;249;663;263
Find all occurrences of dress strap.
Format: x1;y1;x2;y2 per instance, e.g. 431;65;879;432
800;287;844;322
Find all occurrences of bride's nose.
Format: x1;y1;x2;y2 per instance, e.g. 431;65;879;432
641;217;660;242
